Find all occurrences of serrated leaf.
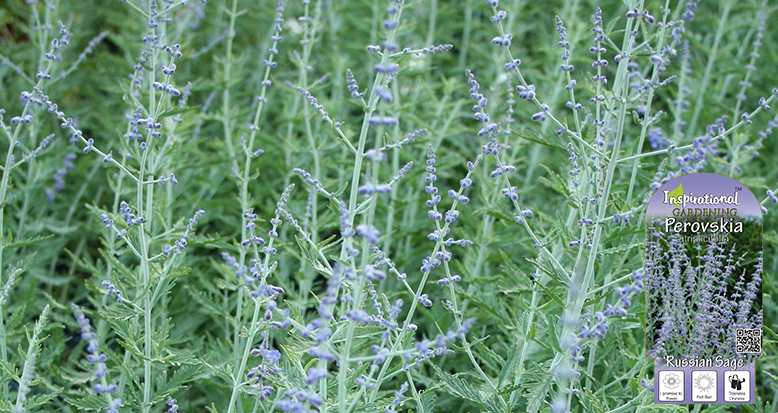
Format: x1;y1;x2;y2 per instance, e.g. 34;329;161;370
150;277;176;308
430;365;495;411
462;293;511;326
101;303;141;320
599;242;642;255
24;390;62;410
539;164;572;200
0;358;19;382
498;382;522;395
511;129;565;150
202;359;234;384
524;368;553;413
497;342;521;389
51;363;94;384
167;266;192;278
420;390;436;413
158;105;199;118
4;234;54;249
475;339;504;369
475;207;513;222
98;249;137;280
294;235;332;276
152;364;203;404
65;394;107;410
184;285;234;322
533;280;565;308
353;396;396;413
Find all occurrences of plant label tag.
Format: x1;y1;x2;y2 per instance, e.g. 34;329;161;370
645;173;762;404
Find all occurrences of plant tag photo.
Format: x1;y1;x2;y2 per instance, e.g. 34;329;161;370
645;173;762;404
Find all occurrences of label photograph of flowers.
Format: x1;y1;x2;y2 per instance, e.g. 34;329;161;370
1;0;778;412
646;173;763;404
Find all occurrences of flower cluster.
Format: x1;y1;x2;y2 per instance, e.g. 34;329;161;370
71;304;121;410
101;281;123;303
163;210;204;255
646;224;762;359
246;338;281;401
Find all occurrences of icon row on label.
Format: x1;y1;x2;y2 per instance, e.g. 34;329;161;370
657;370;750;403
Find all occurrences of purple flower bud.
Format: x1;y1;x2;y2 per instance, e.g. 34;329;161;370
374;63;400;73
375;86;393;103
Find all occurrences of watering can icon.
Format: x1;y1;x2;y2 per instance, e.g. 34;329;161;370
728;375;746;390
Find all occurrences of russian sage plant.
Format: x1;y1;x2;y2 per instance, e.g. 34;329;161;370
0;0;778;412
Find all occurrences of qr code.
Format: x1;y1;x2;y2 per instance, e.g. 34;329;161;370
736;328;762;354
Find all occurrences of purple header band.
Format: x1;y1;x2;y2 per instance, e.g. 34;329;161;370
646;173;762;218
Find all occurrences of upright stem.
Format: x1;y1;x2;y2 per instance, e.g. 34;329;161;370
218;0;244;374
297;0;324;300
140;4;158;407
685;0;732;137
141;174;154;413
338;3;405;409
222;0;240;173
0;309;7;398
625;0;672;206
14;305;49;412
225;213;283;413
0;86;39;400
552;0;643;396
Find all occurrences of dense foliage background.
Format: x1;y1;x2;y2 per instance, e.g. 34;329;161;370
0;0;777;412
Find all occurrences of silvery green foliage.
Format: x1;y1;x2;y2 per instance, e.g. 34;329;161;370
0;0;777;412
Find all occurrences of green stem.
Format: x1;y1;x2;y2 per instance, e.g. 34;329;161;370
0;73;44;399
368;154;484;404
554;1;643;403
625;0;673;207
458;0;472;72
297;0;324;302
226;295;264;413
140;8;157;404
221;0;241;173
225;206;285;413
617;96;776;164
14;305;49;412
685;0;732;137
0;309;6;398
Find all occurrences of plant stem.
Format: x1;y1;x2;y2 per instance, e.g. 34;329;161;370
625;0;672;209
14;305;49;413
221;0;240;173
685;0;732;137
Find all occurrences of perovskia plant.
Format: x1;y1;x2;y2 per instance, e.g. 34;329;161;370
0;0;777;412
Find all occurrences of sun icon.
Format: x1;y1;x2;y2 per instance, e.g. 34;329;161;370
663;373;680;390
694;374;714;392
